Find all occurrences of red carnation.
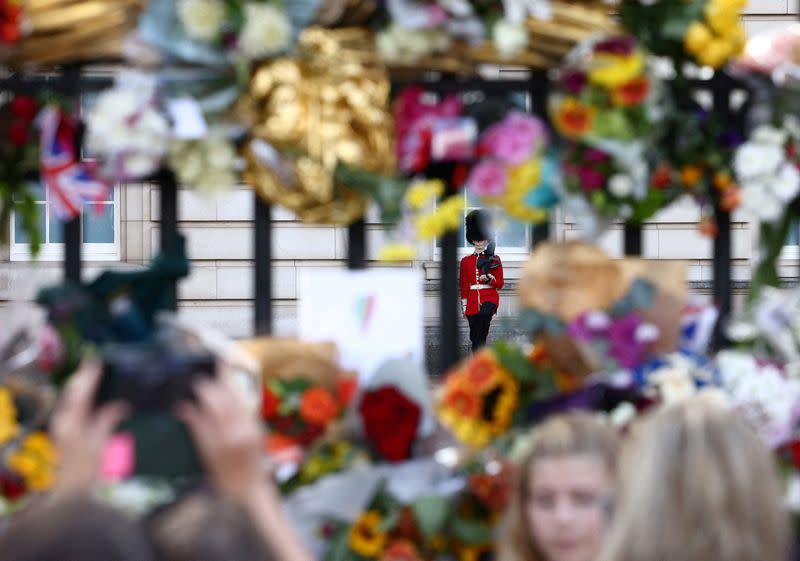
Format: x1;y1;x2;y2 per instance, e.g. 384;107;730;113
9;120;28;147
359;386;420;462
10;96;37;122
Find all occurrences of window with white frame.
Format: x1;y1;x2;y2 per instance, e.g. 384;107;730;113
10;86;121;261
433;88;534;259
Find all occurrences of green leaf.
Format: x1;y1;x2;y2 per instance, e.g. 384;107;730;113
411;496;450;539
451;517;493;545
379;508;400;532
325;524;356;561
493;340;537;383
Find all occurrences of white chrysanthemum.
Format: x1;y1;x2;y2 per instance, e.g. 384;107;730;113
773;162;800;202
608;173;634;198
734;142;784;181
492;19;528;58
752;125;788;146
168;132;237;192
86;87;169;180
238;2;291;60
741;183;784;223
177;0;225;42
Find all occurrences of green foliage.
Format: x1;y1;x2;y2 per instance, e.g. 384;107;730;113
411;495;450;538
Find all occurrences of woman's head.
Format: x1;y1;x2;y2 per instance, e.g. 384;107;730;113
598;393;790;561
147;493;271;561
500;412;620;561
0;495;153;561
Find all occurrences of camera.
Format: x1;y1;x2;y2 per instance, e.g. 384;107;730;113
96;340;215;413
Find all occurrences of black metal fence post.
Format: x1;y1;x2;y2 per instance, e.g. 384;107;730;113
158;168;179;310
254;195;273;335
531;222;550;250
624;224;643;256
62;64;83;283
347;219;367;270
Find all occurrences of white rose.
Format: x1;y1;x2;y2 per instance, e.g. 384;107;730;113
492;19;527;58
608;173;634;198
177;0;225;41
634;323;660;344
772;162;800;202
726;321;759;342
734;142;784;181
752;125;788;146
238;2;291;59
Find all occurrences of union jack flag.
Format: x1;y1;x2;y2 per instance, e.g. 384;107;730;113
39;106;109;221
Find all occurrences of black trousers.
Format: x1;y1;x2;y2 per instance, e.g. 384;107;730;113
467;314;492;352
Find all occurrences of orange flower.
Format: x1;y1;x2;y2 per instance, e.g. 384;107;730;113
443;385;481;419
613;77;650;106
336;376;358;406
466;352;499;392
680;165;703;188
299;387;340;425
381;540;421;561
713;171;733;190
528;343;549;365
698;217;718;238
554;99;595;138
720;186;741;212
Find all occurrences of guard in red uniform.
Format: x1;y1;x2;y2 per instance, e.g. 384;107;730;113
460;210;504;352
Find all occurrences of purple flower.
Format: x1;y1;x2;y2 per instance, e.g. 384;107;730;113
608;314;648;369
579;167;606;191
584;148;610;163
466;159;508;197
719;131;743;149
562;70;588;96
479;112;548;165
567;311;611;341
593;35;637;57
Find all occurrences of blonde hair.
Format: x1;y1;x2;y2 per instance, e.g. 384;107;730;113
597;394;790;561
498;412;620;561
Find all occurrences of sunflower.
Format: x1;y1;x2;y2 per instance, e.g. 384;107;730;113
8;432;56;491
465;352;500;393
442;383;482;419
482;369;519;435
349;511;387;558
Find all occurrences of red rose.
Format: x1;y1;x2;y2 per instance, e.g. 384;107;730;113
358;386;420;462
261;386;280;419
336;376;358;407
8;120;28;147
0;472;25;502
10;96;37;122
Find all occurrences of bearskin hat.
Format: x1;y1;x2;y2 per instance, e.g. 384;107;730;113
465;210;493;245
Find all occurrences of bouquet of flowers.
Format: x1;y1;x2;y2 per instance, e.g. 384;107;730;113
262;374;358;452
438;342;558;449
619;0;747;69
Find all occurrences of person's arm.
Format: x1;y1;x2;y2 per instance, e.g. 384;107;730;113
50;360;129;496
459;257;469;314
488;257;504;289
177;371;314;561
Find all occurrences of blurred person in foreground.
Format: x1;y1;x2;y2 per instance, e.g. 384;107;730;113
0;359;312;561
499;412;620;561
597;393;791;561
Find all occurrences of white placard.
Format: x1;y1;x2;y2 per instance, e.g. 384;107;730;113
298;269;424;380
167;97;208;140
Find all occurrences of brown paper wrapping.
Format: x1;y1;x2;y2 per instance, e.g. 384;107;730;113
237;337;345;387
518;241;686;377
6;0;143;66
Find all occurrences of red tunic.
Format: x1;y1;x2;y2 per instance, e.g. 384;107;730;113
459;252;504;317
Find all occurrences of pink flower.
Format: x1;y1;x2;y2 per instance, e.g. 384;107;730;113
479;112;548;166
37;324;64;372
394;86;463;171
584;148;610;163
578;167;606;191
466;159;508;197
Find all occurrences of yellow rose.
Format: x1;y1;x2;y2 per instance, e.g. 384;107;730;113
705;3;739;36
588;52;644;89
697;38;734;68
378;243;416;262
727;24;747;54
404;179;444;209
684;22;713;55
